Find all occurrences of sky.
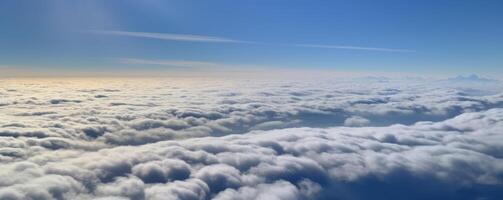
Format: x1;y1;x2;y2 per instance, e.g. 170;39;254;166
0;0;502;77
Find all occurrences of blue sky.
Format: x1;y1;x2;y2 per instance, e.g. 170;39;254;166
1;0;502;77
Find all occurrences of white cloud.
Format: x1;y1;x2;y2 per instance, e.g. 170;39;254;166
118;58;224;68
88;30;415;52
293;44;416;52
0;78;503;199
117;58;272;70
87;30;244;43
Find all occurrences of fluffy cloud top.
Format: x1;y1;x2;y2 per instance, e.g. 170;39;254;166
0;78;502;200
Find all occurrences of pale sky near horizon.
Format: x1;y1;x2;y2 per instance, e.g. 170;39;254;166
1;0;502;77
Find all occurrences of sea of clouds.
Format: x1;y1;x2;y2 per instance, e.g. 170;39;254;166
1;77;503;200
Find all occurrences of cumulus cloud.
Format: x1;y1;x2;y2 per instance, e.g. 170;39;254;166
1;108;503;199
132;159;191;183
0;78;503;199
343;116;370;127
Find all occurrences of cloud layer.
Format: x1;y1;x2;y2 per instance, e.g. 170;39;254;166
0;77;502;199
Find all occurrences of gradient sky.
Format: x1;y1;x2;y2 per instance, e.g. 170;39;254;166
1;0;502;77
